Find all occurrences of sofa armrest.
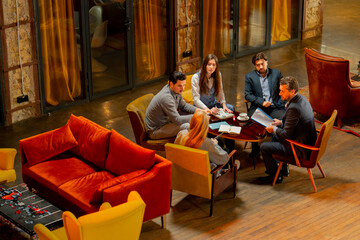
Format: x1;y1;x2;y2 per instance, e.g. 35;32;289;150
102;154;172;222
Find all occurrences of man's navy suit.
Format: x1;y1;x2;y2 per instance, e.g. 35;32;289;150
245;68;286;119
260;94;318;176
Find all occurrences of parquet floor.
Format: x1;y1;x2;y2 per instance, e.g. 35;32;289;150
140;124;360;240
1;0;360;239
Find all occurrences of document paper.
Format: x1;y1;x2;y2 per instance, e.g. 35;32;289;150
251;108;274;127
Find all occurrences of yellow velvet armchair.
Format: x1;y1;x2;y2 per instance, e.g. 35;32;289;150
34;191;146;240
0;148;17;183
165;143;237;216
182;74;194;104
126;93;175;151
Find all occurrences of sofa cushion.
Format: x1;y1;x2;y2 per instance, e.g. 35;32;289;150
25;153;96;192
90;169;147;203
20;124;78;167
58;171;115;213
106;130;155;176
68;115;111;169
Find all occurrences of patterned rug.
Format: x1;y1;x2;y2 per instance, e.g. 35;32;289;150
299;86;360;137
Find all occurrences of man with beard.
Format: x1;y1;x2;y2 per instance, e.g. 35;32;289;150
245;52;287;173
259;76;317;184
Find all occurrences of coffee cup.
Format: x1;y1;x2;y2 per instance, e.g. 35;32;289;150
239;113;248;120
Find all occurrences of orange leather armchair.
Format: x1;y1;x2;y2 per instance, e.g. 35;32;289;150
304;48;360;127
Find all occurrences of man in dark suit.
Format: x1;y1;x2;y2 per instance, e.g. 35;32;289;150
259;76;317;183
245;52;286;161
245;52;286;119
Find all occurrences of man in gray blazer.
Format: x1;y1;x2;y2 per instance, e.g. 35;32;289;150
259;76;317;184
245;52;286;161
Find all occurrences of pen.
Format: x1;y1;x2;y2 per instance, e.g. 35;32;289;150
214;132;224;140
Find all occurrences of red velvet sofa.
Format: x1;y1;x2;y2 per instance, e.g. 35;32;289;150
19;114;171;223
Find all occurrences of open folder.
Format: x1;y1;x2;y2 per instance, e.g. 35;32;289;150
251;108;274;127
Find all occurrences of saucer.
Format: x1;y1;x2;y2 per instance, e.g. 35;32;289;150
237;116;249;121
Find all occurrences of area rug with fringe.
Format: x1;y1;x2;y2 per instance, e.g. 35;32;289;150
299;86;360;137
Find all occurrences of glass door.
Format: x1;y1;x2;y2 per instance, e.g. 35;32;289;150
37;0;87;108
133;0;171;85
270;0;301;46
88;0;132;96
202;0;234;60
237;0;268;54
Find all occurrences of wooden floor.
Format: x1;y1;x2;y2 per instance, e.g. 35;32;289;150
140;125;360;239
1;0;360;239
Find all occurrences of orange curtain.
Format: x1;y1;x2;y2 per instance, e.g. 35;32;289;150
203;0;231;58
39;0;81;106
239;0;266;47
271;0;291;44
134;0;168;82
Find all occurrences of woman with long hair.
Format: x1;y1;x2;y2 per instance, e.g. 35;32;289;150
175;110;229;168
191;54;234;114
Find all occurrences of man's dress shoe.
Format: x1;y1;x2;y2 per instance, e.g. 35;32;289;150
281;164;290;177
258;174;283;184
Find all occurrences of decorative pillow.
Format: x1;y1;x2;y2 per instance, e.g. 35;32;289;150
68;114;111;168
106;129;155;176
90;169;147;203
19;124;78;167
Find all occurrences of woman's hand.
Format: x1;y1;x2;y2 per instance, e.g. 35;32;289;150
210;138;218;145
223;105;233;113
211;107;220;114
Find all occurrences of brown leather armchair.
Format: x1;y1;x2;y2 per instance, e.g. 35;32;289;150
304;48;360;127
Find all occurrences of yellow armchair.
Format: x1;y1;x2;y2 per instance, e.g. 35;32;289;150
165;143;237;216
182;74;193;104
34;191;146;240
0;148;17;183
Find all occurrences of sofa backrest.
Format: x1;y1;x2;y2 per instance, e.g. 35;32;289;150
68;114;111;169
105;129;155;176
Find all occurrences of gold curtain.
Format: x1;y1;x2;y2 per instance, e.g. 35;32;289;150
134;0;167;82
39;0;81;106
203;0;231;58
271;0;291;44
239;0;266;47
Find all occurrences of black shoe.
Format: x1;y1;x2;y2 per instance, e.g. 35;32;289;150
258;174;283;184
281;164;289;177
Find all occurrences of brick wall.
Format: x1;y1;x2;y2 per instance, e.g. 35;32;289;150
0;0;40;125
302;0;324;39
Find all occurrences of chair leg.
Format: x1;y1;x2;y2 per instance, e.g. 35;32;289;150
272;162;283;186
161;215;166;229
170;189;172;206
317;163;326;178
307;168;317;193
210;174;215;216
233;166;237;198
337;117;341;128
